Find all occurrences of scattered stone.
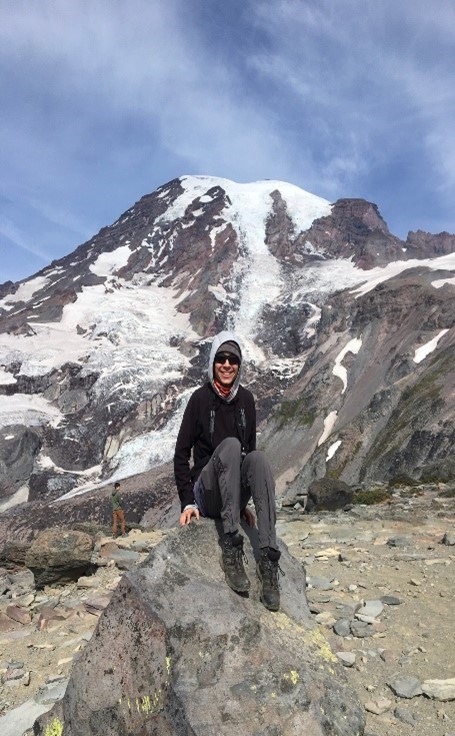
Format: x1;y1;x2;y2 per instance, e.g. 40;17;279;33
350;620;373;638
380;595;402;605
333;619;351;637
364;697;392;715
379;649;395;663
307;576;334;590
388;675;422;698
357;600;384;618
394;705;419;725
314;611;336;627
422;678;455;701
5;605;31;626
442;532;455;546
315;547;340;558
336;651;356;667
387;535;411;547
76;576;99;589
83;595;112;616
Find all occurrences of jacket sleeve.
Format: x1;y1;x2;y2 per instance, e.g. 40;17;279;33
174;392;198;511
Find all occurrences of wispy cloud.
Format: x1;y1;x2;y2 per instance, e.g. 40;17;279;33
0;0;454;282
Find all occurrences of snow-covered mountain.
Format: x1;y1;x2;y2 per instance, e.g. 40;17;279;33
1;175;454;522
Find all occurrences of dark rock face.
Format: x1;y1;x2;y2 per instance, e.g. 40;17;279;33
35;521;365;736
24;528;94;587
0;426;41;499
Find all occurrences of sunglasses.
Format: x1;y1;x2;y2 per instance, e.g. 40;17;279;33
214;353;240;366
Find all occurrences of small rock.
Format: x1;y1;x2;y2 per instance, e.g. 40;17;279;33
394;706;419;725
76;576;99;589
350;621;373;638
357;600;384;618
388;675;423;698
5;605;32;626
336;651;356;667
364;697;392;715
387;536;411;547
380;595;402;605
83;595;112;616
314;612;337;627
333;619;351;637
379;649;395;663
422;678;455;701
307;576;334;591
442;532;455;546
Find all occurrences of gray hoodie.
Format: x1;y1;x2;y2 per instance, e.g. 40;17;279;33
208;330;243;403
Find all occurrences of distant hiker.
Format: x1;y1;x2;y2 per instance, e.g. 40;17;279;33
174;330;281;611
111;481;126;537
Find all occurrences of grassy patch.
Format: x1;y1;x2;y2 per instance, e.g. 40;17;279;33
353;488;392;505
275;398;315;429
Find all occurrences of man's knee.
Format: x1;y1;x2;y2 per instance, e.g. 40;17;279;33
217;436;242;460
245;449;271;470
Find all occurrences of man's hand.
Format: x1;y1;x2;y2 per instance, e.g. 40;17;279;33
179;507;200;526
242;507;256;528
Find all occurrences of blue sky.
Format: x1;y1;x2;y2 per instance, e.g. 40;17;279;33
1;0;454;284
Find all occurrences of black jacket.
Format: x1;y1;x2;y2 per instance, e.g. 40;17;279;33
174;382;256;510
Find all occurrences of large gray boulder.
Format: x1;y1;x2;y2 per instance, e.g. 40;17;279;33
25;528;94;588
306;477;354;512
35;520;365;736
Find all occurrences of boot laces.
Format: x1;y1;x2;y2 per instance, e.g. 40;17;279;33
262;557;284;587
224;542;248;571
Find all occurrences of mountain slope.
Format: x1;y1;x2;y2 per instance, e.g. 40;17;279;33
0;175;454;516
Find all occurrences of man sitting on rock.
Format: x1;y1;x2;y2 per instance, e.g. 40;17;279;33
174;330;281;611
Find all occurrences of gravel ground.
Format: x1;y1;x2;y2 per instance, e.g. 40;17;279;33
0;489;454;736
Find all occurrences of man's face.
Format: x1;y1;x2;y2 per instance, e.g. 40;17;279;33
213;352;239;387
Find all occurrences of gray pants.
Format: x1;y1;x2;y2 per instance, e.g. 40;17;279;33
198;437;278;550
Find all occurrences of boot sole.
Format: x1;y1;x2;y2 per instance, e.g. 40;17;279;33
225;576;250;593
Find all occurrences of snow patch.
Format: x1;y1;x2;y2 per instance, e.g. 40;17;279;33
351;253;455;298
333;337;362;394
0;275;50;311
431;276;455;289
0;485;29;513
89;245;132;276
318;411;338;446
326;440;342;461
0;368;17;385
0;395;63;429
413;329;449;364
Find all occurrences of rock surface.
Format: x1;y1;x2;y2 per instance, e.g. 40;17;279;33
35;521;365;736
0;487;453;735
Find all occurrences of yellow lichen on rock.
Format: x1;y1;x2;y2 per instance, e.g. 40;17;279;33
303;628;338;663
44;718;64;736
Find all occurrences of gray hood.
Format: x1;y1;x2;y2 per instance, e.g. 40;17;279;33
208;330;243;403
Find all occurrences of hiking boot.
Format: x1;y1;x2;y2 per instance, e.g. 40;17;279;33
257;548;281;611
221;533;250;593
